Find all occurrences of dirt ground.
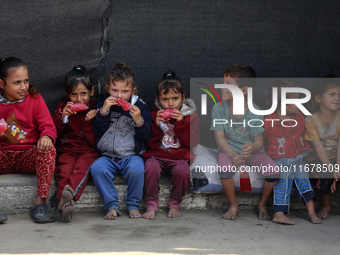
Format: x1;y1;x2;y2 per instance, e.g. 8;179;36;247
1;209;339;255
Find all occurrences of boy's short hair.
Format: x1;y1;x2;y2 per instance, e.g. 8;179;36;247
224;64;256;88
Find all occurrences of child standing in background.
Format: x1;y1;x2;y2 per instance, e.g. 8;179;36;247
90;62;152;220
305;77;340;219
211;64;279;220
263;80;321;225
53;65;99;222
142;70;199;219
0;57;57;223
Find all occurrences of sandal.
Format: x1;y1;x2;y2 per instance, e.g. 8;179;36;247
0;211;8;223
30;204;55;223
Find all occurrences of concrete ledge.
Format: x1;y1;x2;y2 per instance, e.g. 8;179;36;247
1;173;339;214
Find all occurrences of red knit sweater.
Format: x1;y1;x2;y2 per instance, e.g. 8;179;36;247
0;94;56;150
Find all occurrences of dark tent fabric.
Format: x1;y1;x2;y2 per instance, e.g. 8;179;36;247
1;0;339;121
104;0;340;109
0;0;108;111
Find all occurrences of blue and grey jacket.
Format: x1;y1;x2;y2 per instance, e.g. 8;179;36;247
93;94;152;159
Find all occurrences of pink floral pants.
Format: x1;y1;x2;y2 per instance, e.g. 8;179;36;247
0;146;56;198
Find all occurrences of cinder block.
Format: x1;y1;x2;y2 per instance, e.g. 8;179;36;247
1;173;339;214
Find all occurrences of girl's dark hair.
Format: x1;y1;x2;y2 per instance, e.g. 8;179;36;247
309;77;340;113
107;62;136;89
65;65;92;95
266;79;297;111
0;57;37;96
157;70;185;97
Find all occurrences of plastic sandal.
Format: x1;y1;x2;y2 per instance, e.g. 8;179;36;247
0;211;8;223
30;204;55;223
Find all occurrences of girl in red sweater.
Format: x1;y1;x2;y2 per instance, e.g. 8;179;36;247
0;57;57;223
142;70;199;219
53;66;99;222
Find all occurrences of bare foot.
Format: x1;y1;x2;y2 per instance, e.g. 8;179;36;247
309;213;322;224
168;208;181;218
129;209;141;219
317;207;330;219
58;185;75;211
104;209;118;220
258;205;271;220
272;212;295;225
61;201;75;223
142;210;156;220
222;205;238;220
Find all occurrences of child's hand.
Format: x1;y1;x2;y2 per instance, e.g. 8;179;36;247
37;135;52;153
85;109;99;121
155;109;165;127
102;96;117;113
331;179;338;193
171;109;184;122
130;105;142;125
241;144;253;160
61;102;74;120
231;153;244;167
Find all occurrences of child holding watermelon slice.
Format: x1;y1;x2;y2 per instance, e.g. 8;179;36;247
90;62;152;220
142;70;200;219
211;64;279;221
52;65;99;222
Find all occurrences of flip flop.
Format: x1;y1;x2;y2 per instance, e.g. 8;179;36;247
30;204;55;224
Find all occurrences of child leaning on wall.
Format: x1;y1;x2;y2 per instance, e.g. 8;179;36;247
210;64;280;220
304;77;340;219
52;65;99;222
142;70;199;220
0;57;57;224
90;62;152;220
263;79;321;225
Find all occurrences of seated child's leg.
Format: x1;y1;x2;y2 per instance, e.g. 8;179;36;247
310;158;335;219
31;146;56;200
120;155;145;218
90;156;121;215
317;193;331;219
143;157;164;217
218;152;238;220
272;172;295;225
247;151;279;220
167;159;190;218
55;153;77;203
259;180;276;220
305;199;322;224
273;172;293;214
70;150;98;202
167;159;190;207
294;162;322;224
0;150;16;174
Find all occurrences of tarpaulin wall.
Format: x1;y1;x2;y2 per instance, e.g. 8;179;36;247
0;0;108;111
104;0;340;108
1;0;339;112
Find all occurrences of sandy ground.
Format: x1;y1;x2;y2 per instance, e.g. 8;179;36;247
1;209;339;255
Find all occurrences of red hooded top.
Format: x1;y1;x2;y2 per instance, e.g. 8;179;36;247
143;98;200;162
53;97;98;153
